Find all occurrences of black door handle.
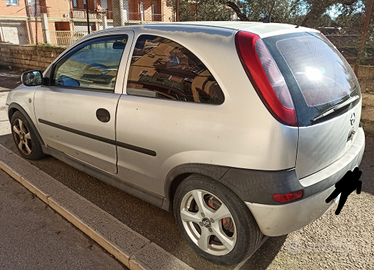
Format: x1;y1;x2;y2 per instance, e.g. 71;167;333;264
96;108;110;123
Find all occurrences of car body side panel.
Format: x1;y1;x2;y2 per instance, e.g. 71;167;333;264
41;145;165;209
6;86;37;124
34;87;120;173
115;26;298;196
116;94;298;197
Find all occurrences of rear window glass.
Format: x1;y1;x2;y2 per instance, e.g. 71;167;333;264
276;34;357;107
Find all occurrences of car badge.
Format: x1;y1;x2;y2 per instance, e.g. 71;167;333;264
350;113;355;126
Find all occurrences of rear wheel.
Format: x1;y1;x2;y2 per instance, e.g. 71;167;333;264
173;174;263;265
11;111;45;160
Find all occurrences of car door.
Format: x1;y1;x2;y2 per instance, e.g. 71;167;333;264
34;32;134;173
116;34;226;196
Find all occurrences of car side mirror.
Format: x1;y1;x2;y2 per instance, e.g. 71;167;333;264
22;71;44;86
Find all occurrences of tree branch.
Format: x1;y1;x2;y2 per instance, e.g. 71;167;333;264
227;1;250;21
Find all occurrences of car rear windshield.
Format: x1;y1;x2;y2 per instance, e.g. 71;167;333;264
263;32;361;126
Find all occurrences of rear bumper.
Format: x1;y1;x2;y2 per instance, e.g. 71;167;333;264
246;185;339;236
245;126;365;236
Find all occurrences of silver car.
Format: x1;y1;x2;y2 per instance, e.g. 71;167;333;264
6;22;365;265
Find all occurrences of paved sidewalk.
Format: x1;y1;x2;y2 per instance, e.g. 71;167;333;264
0;144;193;270
0;169;127;270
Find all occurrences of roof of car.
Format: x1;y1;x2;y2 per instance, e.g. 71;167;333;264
94;21;317;38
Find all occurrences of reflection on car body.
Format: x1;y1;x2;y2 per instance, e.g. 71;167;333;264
127;35;224;104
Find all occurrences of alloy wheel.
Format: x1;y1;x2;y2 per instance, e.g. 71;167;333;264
12;118;32;156
180;189;237;256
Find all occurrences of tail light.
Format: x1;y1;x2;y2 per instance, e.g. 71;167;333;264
273;190;303;203
235;31;297;126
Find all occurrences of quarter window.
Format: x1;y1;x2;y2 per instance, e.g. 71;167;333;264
52;36;127;91
126;35;224;104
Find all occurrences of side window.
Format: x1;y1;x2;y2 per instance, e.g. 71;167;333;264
126;35;224;104
52;36;127;91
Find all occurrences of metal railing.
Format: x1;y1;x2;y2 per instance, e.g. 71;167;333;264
49;31;89;47
71;9;99;20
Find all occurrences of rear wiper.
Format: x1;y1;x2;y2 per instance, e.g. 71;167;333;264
311;95;359;123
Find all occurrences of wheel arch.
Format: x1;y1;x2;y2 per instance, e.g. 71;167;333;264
8;103;45;146
163;163;230;211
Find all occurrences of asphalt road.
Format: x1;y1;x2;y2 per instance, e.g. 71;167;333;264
0;133;373;270
0;168;127;270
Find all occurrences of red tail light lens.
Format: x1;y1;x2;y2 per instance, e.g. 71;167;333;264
273;190;303;203
235;31;297;126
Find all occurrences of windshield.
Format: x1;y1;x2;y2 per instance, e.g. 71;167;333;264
263;32;361;126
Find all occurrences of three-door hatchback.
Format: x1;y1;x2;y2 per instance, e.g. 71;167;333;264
7;22;365;265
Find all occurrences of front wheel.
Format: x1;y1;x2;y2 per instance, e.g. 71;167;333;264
173;175;263;265
11;111;45;160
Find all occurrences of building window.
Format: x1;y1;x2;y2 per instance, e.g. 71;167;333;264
127;35;225;104
6;0;19;5
73;0;77;8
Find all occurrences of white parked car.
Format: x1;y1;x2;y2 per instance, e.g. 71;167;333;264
6;22;365;265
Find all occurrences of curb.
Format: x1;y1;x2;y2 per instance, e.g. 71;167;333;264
0;144;193;270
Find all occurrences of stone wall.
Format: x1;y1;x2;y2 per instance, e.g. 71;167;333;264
0;44;65;71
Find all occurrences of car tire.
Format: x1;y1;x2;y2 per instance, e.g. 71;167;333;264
173;174;263;265
11;111;45;160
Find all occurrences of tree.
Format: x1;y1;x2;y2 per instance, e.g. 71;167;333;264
335;4;366;28
319;14;336;27
227;0;305;24
300;0;360;27
172;0;231;21
170;0;368;30
227;0;362;27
